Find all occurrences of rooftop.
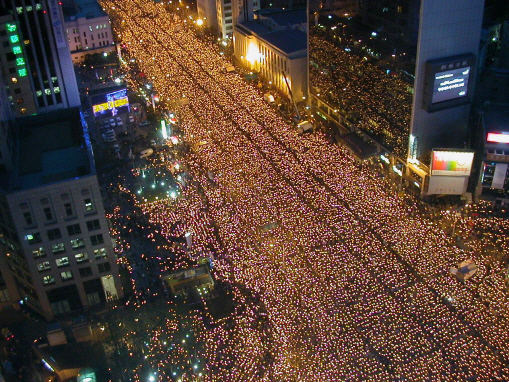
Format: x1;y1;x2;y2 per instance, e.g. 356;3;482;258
13;108;92;190
258;8;307;27
237;21;307;55
65;0;107;21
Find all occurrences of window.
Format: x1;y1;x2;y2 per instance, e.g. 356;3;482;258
23;212;33;226
79;267;92;277
90;234;104;246
86;219;100;231
37;261;50;271
60;271;73;281
71;238;85;250
75;253;88;263
66;224;81;236
47;228;62;240
43;207;53;221
64;203;73;216
94;248;107;259
43;275;55;285
26;233;42;244
0;289;11;303
32;247;46;258
97;262;111;273
52;243;65;254
84;198;94;212
55;257;69;267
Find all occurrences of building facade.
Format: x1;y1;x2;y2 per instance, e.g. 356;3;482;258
234;9;307;99
64;0;115;65
0;0;81;114
0;108;122;320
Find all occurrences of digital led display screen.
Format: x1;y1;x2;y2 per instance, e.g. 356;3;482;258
430;150;474;177
431;66;470;104
92;88;129;117
422;54;476;112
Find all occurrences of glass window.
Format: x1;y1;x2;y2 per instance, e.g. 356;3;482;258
23;212;33;226
60;271;73;281
32;247;46;258
43;207;53;221
26;232;42;244
52;243;65;254
55;257;69;267
64;203;73;216
90;234;104;246
37;261;50;271
86;219;100;231
47;228;62;240
79;267;92;277
71;238;85;250
75;253;88;263
94;248;107;259
66;224;81;236
84;198;94;212
43;275;55;285
97;262;111;273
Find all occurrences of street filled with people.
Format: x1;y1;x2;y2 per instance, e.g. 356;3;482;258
309;28;413;158
99;0;509;380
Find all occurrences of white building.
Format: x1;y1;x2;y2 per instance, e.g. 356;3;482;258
64;0;115;65
234;9;307;100
0;108;123;320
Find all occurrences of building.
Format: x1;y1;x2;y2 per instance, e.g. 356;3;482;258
216;0;260;38
477;105;509;202
0;108;123;320
0;9;37;117
234;9;307;100
197;0;219;32
0;0;81;114
63;0;115;65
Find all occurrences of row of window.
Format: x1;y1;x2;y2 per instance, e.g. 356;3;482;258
37;249;108;272
33;219;101;240
42;263;111;285
27;234;104;254
22;198;95;227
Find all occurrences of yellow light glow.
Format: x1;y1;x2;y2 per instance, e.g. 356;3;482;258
246;42;259;65
196;18;204;26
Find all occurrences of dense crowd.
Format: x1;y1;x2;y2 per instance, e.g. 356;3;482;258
309;29;413;157
100;0;509;380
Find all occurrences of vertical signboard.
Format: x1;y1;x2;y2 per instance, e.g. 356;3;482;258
492;163;508;190
48;0;67;49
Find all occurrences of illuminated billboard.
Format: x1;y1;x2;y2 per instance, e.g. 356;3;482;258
92;88;129;117
422;54;476;112
431;66;470;104
430;150;474;177
486;132;509;144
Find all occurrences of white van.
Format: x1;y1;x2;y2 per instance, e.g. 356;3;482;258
297;121;313;135
139;148;154;159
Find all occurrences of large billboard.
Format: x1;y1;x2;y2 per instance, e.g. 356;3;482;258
92;88;129;117
422;54;476;112
430;150;474;177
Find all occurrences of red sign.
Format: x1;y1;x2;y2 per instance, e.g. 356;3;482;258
487;132;509;144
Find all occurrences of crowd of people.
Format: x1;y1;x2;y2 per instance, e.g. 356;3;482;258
100;0;509;380
309;29;413;158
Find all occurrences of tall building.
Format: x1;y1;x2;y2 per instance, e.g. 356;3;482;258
64;0;116;65
309;0;486;196
0;0;81;115
0;108;123;320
